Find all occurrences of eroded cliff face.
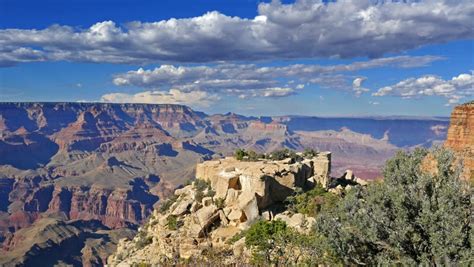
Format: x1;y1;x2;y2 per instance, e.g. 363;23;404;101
0;218;135;267
108;155;330;265
1;178;158;240
108;154;366;266
444;101;474;181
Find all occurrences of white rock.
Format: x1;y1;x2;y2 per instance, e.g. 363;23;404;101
171;198;193;216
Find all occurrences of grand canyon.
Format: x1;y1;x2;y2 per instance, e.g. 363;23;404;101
1;0;473;265
0;101;468;266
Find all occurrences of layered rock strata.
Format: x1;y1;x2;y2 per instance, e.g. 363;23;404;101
444;101;474;181
108;154;336;265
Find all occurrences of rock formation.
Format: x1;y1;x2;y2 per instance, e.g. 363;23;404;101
108;153;365;265
444;101;474;182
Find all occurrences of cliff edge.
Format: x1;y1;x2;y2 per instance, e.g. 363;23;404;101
444;101;474;181
108;152;367;265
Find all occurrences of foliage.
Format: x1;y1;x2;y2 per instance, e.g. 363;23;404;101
268;149;291;160
234;148;247;160
302;148;318;158
234;148;318;162
193;179;211;192
214;197;225;209
206;189;216;198
285;184;340;217
267;149;304;162
245;219;289;264
234;149;263;161
183;179;193;186
135;231;153;249
316;148;473;265
194;190;204;203
244;219;336;265
194;179;213;202
166;215;183;230
227;230;247;245
158;194;178;213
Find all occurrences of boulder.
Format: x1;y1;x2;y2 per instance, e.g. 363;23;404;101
190;201;202;212
355;177;368;186
225;188;239;205
218;210;229;226
171;198;193;216
195;205;219;237
174;185;193;196
261;210;272;221
343;170;355;181
238;192;259;226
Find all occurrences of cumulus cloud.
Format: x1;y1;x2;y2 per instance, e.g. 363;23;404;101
352;77;370;97
0;0;472;65
373;72;474;105
111;55;442;98
100;89;220;107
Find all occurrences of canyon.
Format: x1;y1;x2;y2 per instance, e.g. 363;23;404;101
0;102;451;266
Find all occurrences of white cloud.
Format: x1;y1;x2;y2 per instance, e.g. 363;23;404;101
352;77;370;97
0;0;472;65
100;89;220;107
373;72;474;105
111;55;442;98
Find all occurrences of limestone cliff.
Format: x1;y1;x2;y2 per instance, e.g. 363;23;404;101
444;101;474;181
108;153;365;265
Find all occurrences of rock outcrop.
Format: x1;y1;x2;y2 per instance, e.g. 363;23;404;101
444;101;474;181
108;153;359;266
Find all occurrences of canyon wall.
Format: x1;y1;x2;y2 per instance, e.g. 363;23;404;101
445;101;474;181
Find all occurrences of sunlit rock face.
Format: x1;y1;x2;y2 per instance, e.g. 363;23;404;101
108;154;332;266
445;101;474;181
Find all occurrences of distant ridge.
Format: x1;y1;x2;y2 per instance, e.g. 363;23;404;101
0;102;450;120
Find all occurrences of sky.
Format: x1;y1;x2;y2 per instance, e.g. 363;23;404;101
0;0;473;116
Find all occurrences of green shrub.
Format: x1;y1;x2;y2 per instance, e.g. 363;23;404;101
135;231;153;249
234;149;263;161
214;197;225;209
158;194;178;213
245;219;289;264
266;149;302;161
206;189;216;198
166;215;183;230
234;148;248;160
268;149;289;160
316;148;472;265
285;184;339;216
302;148;318;158
227;230;247;244
244;219;332;265
193;179;211;192
195;190;204;203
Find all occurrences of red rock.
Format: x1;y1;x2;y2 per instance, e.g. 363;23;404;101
444;101;474;181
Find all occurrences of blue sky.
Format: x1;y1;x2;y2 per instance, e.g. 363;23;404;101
0;0;473;116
